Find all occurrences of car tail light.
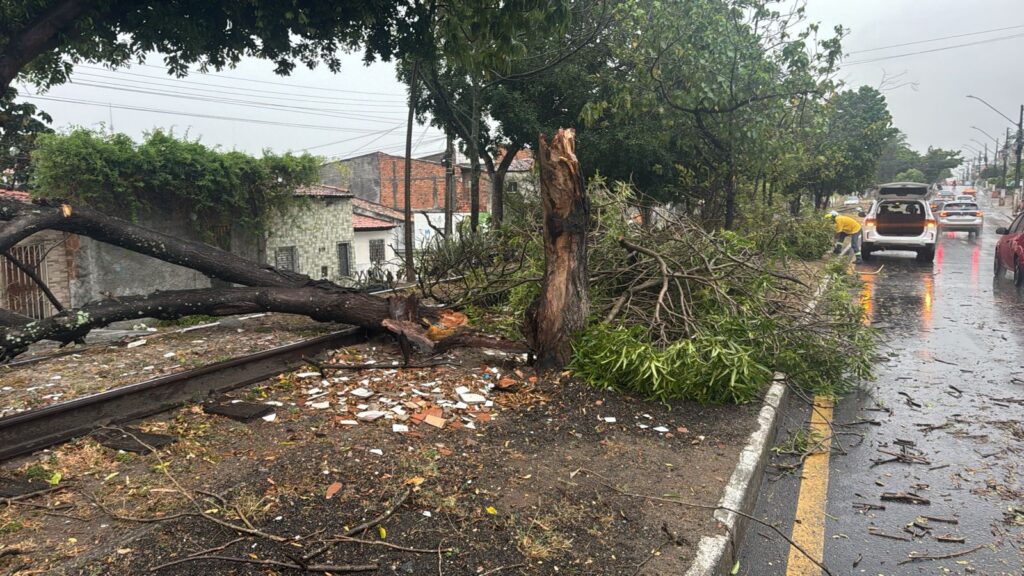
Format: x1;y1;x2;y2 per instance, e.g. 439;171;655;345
864;218;876;227
976;211;984;217
926;219;937;229
939;211;948;217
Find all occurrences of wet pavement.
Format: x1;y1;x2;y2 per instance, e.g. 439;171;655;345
738;191;1024;575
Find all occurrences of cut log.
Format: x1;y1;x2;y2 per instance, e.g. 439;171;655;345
524;128;590;371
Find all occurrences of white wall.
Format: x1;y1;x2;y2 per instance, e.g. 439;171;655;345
354;229;400;275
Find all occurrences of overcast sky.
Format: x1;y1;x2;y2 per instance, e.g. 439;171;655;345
16;0;1024;162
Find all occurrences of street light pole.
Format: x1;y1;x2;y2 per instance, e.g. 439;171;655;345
967;95;1023;210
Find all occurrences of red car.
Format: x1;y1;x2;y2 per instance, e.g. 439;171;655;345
995;213;1024;284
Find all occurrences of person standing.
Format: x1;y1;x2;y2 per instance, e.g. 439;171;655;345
826;211;862;263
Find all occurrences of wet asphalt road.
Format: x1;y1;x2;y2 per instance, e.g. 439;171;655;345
738;191;1024;575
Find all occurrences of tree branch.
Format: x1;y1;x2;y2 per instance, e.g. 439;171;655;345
0;0;94;92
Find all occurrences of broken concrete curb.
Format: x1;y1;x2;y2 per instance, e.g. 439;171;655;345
683;375;789;576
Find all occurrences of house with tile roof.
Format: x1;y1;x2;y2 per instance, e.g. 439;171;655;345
0;190;74;319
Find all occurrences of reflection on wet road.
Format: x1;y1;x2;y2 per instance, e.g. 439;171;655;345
739;192;1024;575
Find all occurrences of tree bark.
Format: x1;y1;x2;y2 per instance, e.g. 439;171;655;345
0;286;396;360
469;83;482;233
443;133;455;238
524;129;589;371
0;198;317;289
403;60;419;281
488;144;521;228
0;308;33;328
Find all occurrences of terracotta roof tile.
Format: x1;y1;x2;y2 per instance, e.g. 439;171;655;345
351;197;405;221
354;214;398;230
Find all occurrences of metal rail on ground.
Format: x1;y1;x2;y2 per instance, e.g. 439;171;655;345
0;328;366;461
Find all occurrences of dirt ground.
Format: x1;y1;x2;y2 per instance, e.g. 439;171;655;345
0;335;760;576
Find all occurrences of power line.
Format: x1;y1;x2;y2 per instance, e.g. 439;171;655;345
848;23;1024;55
17;94;392;133
844;32;1024;65
303;125;404;151
76;65;408;106
138;62;405;97
63;78;407;124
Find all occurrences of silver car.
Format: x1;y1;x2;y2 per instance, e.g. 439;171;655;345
937;201;983;236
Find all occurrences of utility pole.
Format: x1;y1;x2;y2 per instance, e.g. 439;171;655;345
1016;104;1023;210
1004;127;1011;191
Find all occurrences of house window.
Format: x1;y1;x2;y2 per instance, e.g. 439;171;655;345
275;246;296;272
369;239;386;264
507;181;519;193
337;243;351;276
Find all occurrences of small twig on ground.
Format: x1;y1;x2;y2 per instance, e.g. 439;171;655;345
323;536;448;554
147;554;375;573
302;489;413;562
0;547;23;559
480;564;526;576
575;468;835;576
897;544;986;565
880;492;930;505
630;538;671;576
148;538;248;572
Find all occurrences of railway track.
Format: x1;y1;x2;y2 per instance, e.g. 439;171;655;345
0;327;366;461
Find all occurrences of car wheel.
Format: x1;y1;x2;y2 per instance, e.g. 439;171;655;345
916;247;935;263
861;248;873;261
995;253;1005;278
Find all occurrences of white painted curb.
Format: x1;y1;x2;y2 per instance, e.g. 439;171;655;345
684;275;833;576
682;376;789;576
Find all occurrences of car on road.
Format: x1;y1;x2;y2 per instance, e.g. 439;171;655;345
843;195;861;206
929;199;946;213
995;212;1024;284
937;201;983;236
862;182;938;263
962;187;977;197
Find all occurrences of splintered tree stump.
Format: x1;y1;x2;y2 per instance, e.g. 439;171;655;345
525;128;590;371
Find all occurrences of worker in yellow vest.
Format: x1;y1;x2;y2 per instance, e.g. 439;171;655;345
826;211;862;263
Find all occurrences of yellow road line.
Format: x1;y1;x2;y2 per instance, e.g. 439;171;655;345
785;395;835;576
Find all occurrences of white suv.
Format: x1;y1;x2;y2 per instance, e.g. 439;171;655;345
861;182;938;263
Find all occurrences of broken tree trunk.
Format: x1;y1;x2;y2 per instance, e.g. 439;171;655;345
524;128;590;371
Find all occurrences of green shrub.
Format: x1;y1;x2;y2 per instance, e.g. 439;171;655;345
569;324;771;404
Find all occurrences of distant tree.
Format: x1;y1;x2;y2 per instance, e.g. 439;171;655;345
0;88;51;189
895;168;926;183
875;132;920;183
919;147;962;183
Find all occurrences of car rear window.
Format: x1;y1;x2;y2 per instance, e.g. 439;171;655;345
877;200;926;214
944;203;978;210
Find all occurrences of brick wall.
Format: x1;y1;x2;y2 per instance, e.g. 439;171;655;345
265;196;355;283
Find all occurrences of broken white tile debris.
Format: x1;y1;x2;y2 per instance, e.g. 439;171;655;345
309;401;331;410
126;339;147;348
369;448;384;456
163;352;176;358
262;413;277;422
458;391;487;405
392;424;409;433
305;388;323;396
350;387;374;399
391;406;406;416
638;424;649;429
422;511;432;517
454;402;469;410
295;372;320;378
50;375;61;380
356;410;386;422
602;416;617;423
337;420;358;426
264;401;284;407
653;426;670;433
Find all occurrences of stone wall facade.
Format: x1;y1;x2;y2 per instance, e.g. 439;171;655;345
265;196;355;283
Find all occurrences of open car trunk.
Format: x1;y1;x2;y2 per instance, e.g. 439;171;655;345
876;200;926;236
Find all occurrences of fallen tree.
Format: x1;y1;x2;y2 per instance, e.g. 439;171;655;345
0;196;524;361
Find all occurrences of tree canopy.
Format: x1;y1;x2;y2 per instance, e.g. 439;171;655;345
0;87;52;189
876;132;961;184
0;0;421;93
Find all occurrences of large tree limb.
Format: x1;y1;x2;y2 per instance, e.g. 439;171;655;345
0;198;321;289
0;0;94;92
0;286;396;360
0;308;33;328
2;250;65;312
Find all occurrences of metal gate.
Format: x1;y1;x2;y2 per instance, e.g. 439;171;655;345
1;244;51;319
